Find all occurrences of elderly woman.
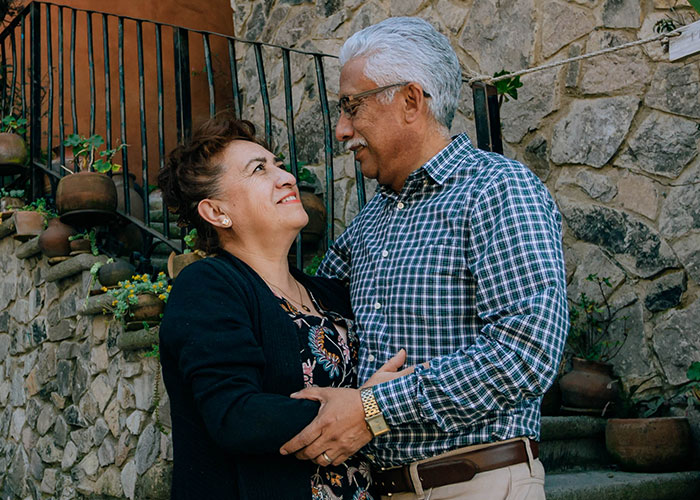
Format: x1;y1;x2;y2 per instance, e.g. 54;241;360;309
158;116;384;500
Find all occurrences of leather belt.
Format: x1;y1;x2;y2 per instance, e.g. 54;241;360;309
373;439;539;495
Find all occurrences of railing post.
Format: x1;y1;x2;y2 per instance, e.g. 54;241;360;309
471;82;503;154
173;27;191;143
29;1;42;200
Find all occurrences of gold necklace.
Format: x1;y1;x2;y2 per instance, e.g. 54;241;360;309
262;276;311;313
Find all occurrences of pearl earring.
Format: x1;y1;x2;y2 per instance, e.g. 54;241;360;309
222;218;230;226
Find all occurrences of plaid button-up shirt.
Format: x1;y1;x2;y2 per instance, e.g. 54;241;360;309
317;133;569;467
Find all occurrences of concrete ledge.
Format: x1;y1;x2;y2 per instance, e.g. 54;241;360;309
79;294;112;316
15;236;41;259
541;416;606;441
46;253;107;283
117;326;159;351
545;470;700;500
0;217;15;239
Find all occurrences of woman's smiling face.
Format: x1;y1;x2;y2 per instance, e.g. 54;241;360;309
209;140;309;239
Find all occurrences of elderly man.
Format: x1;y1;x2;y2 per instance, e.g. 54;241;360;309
281;17;568;500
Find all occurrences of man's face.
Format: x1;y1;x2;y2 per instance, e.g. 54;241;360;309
335;58;407;190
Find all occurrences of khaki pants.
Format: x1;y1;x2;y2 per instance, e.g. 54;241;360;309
379;438;546;500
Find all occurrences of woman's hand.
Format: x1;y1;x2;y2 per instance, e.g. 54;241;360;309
361;349;414;388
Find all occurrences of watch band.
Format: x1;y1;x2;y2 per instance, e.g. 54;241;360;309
360;387;382;418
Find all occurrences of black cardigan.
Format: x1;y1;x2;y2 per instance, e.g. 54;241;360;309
159;251;352;500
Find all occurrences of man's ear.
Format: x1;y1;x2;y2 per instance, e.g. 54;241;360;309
198;199;228;228
402;83;428;124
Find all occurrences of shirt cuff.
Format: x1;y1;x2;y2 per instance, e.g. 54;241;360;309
372;371;423;426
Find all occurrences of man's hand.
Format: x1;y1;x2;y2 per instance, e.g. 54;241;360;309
280;387;370;466
280;350;411;466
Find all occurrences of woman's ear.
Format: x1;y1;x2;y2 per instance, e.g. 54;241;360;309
198;199;230;228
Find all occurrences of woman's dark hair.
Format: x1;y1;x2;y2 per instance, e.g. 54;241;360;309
158;114;266;253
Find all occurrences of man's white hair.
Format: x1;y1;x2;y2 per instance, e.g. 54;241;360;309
339;17;462;132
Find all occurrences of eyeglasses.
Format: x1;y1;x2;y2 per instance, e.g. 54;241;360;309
336;82;431;118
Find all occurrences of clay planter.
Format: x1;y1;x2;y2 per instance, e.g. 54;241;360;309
38;218;77;257
559;358;618;412
129;293;165;322
113;174;145;221
0;132;28;175
0;196;25;212
69;238;92;254
56;172;118;225
12;211;45;241
300;189;326;244
167;251;203;280
606;417;692;472
97;260;135;288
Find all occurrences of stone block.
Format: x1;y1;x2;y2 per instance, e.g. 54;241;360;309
580;33;651;95
9;369;26;406
104;398;121;438
54;416;68;447
78;392;99;425
10;408;26;441
29;449;44;481
659;181;700;238
541;1;595;57
56;359;73;398
160;431;173;461
78;450;99;477
95;465;122;497
524;136;550;182
645;271;687;313
36;434;62;463
0;334;11;362
91;374;114;413
91;316;109;342
70;427;94;455
51;392;66;410
37;404;57;436
135;461;172;500
116;432;133;467
15;237;41;259
89;343;109;375
501;68;559;143
654;298;700;385
126;410;144;435
121;460;137;500
40;468;57;495
63;405;88;428
61;441;78;471
93;418;110;447
551;97;639;168
57;341;79;359
670;234;700;285
134;370;155;411
616;111;700;179
6;445;28;498
25;398;40;428
602;0;640;28
48;319;75;342
72;357;89;402
645;63;700;119
135;423;159;474
98;437;116;466
118;380;136;410
555;168;617;203
615;174;658;221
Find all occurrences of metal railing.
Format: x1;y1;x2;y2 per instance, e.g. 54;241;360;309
0;1;502;269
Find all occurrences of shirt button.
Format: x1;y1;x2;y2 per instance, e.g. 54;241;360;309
367;354;376;362
397;202;405;209
381;250;389;257
374;302;382;310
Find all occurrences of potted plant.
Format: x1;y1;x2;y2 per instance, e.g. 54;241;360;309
67;229;99;256
605;362;700;472
104;272;170;328
0;115;28;176
559;274;627;414
38;215;77;258
55;133;126;227
13;198;56;241
167;229;205;279
0;187;26;214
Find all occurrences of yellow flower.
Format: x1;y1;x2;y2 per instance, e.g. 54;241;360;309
166;285;172;292
132;274;140;280
112;300;117;306
158;272;165;277
158;294;167;301
101;286;108;292
142;275;149;282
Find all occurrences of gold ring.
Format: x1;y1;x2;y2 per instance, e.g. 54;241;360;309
321;452;332;464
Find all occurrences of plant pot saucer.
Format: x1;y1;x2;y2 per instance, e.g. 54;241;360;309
69;250;91;256
126;320;159;331
60;209;118;228
561;405;612;416
13;232;37;242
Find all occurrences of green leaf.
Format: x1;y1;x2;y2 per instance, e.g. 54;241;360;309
689;0;700;15
687;361;700;381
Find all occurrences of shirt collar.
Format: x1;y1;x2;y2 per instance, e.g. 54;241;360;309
421;133;473;185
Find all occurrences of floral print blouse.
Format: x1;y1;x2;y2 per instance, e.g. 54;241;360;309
273;291;374;500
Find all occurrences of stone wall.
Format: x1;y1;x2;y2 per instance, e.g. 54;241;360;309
0;232;172;499
232;0;700;431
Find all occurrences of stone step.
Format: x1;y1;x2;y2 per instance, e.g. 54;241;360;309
545;469;700;500
540;416;610;472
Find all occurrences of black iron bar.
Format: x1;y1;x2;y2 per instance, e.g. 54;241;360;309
57;6;64;167
70;8;77;136
155;23;169;238
118;17;131;216
203;33;215;118
313;54;335;248
9;31;17;115
20;16;26;126
102;13;111;149
227;39;242;118
136;20;149;226
86;10;95;136
172;27;191;143
354;160;366;210
1;36;7;113
29;2;41;199
282;48;302;268
45;4;53;168
253;43;271;145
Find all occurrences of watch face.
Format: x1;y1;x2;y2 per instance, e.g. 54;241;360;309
367;415;389;436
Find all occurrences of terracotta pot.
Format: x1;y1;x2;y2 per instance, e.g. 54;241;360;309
167;251;203;280
130;293;165;322
97;260;135;287
12;211;45;241
69;238;92;254
113;174;145;221
559;358;618;410
38;218;77;257
300;190;326;244
0;132;28;175
56;171;118;214
606;417;692;472
0;196;25;211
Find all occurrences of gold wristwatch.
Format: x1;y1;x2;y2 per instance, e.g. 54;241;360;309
360;387;390;437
